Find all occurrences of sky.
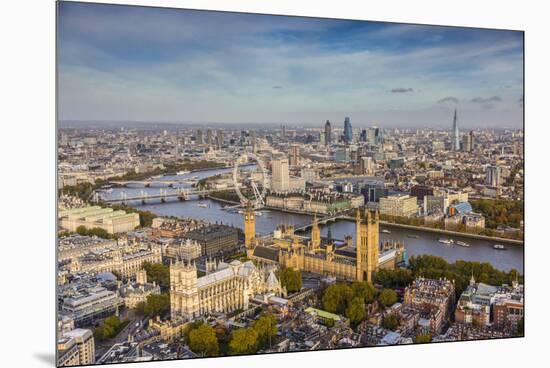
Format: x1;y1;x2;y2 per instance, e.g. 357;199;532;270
57;2;524;129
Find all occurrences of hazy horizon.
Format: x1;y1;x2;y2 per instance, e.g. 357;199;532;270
58;2;524;129
57;119;524;131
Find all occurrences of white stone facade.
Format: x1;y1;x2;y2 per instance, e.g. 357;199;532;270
170;260;285;319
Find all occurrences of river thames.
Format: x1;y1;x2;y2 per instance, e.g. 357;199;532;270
100;168;524;272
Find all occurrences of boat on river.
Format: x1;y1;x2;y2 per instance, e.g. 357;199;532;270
493;244;506;250
197;203;208;208
407;234;420;239
177;170;190;175
438;238;454;245
456;241;471;248
381;229;391;234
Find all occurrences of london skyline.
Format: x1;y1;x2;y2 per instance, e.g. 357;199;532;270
58;2;524;128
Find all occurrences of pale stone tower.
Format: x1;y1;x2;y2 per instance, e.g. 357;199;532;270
356;209;380;282
310;214;321;250
136;269;147;285
366;210;380;282
356;208;367;281
244;201;256;258
170;260;199;319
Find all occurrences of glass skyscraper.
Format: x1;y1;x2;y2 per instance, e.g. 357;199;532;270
343;116;353;143
452;109;460;151
324;120;332;146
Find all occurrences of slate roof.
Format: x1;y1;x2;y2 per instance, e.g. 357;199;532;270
253;246;279;262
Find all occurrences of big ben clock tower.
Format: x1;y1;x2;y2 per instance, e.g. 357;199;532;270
244;201;256;257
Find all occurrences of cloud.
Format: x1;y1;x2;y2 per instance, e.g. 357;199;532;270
437;96;459;104
390;88;414;93
57;2;524;128
481;103;495;110
471;96;502;103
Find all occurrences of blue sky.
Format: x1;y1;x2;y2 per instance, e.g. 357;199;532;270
57;2;524;128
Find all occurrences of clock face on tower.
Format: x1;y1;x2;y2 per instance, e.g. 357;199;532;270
245;215;248;220
250;215;254;220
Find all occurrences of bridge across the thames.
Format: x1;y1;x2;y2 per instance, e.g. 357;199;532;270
254;213;350;240
291;213;352;232
95;187;235;204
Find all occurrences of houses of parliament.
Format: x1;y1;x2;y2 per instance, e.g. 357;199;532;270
168;203;403;320
245;204;404;282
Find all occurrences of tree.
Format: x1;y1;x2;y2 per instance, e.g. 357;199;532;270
252;314;277;348
137;210;157;227
87;227;110;239
279;268;302;293
229;328;258;355
471;198;524;229
382;315;399;330
142;294;170;317
214;323;230;346
76;225;88;236
104;315;121;330
94;315;126;341
94;326;106;341
188;324;219;357
135;301;146;316
374;269;414;289
378;289;398;308
73;225;113;239
60;182;95;202
184;320;205;342
143;262;170;289
414;334;431;343
345;297;366;324
322;284;354;314
351;281;377;303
